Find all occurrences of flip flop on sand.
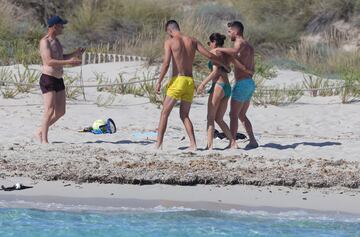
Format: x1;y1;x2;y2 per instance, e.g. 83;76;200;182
214;129;247;140
244;143;259;150
1;183;33;191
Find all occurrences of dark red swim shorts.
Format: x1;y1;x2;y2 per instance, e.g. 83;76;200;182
39;74;65;94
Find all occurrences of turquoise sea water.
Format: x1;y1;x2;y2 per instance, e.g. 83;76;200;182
0;207;360;237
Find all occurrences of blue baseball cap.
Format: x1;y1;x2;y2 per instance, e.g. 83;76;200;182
47;16;68;27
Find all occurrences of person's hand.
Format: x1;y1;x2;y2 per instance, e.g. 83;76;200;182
155;81;161;94
75;47;86;57
197;83;205;94
68;57;82;66
214;48;222;53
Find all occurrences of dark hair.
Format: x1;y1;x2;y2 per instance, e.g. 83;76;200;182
165;20;180;31
209;33;226;47
227;21;244;35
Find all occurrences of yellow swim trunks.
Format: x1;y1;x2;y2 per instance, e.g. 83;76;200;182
166;76;195;103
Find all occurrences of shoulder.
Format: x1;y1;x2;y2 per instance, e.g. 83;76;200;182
246;42;254;51
241;40;253;49
190;36;199;44
39;36;50;47
242;41;254;54
40;35;49;43
164;38;172;45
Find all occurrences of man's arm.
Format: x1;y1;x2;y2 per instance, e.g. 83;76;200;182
195;40;230;73
40;39;81;66
197;67;221;94
216;41;253;75
156;40;172;94
214;40;242;56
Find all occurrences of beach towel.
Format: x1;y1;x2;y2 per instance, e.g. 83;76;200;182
132;131;157;139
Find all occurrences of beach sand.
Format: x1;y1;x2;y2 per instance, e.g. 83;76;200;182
1;177;360;215
0;62;359;213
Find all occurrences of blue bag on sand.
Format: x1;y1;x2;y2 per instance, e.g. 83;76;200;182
80;118;116;134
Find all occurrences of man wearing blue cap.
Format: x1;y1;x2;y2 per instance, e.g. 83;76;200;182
35;16;85;144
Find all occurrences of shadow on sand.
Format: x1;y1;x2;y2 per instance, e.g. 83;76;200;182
261;141;342;150
85;140;155;145
178;146;232;151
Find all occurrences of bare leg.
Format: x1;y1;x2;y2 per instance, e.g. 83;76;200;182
179;100;197;150
36;90;66;143
40;91;56;144
229;99;243;141
215;97;237;149
206;85;223;150
156;96;177;149
239;101;258;148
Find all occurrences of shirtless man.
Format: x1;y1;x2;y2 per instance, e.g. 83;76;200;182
35;16;84;144
155;20;230;150
215;21;259;149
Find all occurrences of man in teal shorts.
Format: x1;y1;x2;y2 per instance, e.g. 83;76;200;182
214;21;258;149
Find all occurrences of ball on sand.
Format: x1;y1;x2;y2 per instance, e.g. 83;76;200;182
92;119;106;130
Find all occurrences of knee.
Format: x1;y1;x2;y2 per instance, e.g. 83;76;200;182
239;114;247;123
229;111;238;120
207;114;216;122
161;109;170;118
215;116;223;125
180;114;188;122
44;107;55;117
57;109;66;118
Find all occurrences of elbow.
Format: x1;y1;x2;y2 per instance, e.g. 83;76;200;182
46;59;58;67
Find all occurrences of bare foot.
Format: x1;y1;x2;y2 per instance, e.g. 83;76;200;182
155;143;163;150
225;141;238;150
231;142;239;149
204;145;213;151
189;144;197;151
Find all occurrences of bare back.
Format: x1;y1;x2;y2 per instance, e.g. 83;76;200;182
40;35;64;78
234;39;255;80
169;35;197;77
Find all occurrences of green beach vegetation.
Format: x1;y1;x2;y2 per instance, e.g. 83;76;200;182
0;0;359;103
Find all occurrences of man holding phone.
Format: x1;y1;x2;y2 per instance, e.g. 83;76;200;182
35;16;85;144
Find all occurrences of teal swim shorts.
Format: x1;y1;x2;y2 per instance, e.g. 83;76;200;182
231;77;256;102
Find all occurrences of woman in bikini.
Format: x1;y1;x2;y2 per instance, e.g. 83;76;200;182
197;33;237;150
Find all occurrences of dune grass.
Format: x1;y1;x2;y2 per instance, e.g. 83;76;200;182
63;73;84;100
0;67;18;98
0;0;359;104
0;0;42;65
95;68;163;105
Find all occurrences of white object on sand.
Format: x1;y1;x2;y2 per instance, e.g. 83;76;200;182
15;183;21;190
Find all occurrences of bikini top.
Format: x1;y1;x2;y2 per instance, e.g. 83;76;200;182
207;61;213;70
208;61;230;73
